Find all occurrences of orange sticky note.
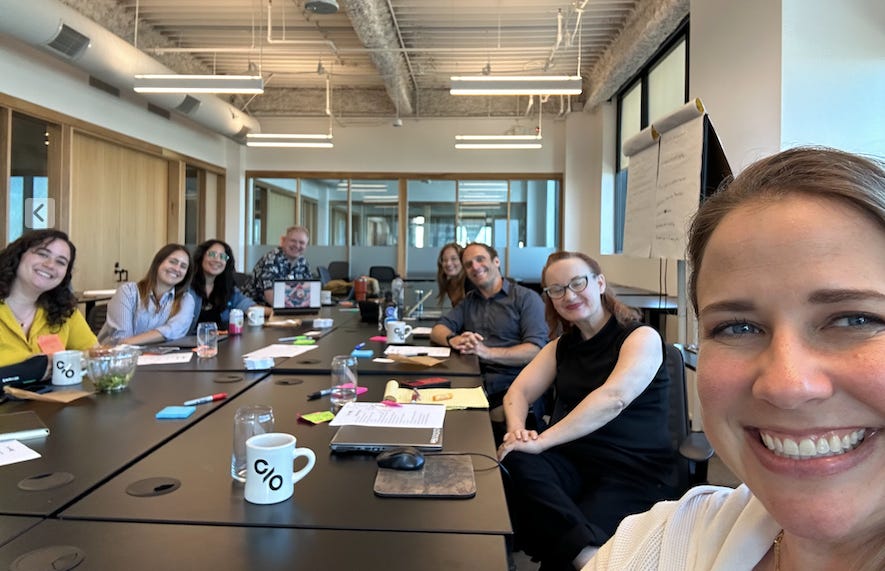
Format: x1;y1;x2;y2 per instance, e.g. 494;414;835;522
37;334;65;355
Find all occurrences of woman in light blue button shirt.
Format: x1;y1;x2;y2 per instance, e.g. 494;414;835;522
98;244;195;345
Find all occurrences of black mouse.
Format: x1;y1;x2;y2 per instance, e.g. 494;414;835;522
376;446;425;471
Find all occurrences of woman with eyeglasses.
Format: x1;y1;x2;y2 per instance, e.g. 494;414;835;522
98;244;194;346
189;239;266;332
497;251;677;571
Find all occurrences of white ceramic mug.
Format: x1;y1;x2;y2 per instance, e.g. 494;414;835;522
52;350;85;386
385;320;413;344
244;433;316;504
320;290;332;305
247;306;265;326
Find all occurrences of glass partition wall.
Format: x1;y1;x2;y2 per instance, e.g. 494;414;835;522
245;174;561;304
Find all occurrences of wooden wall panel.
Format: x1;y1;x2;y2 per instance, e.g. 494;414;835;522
69;133;167;291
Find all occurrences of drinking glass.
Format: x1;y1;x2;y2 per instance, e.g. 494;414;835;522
330;354;359;413
196;322;219;358
231;404;275;482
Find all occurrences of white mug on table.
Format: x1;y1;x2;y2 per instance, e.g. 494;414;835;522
244;432;316;504
247;306;265;326
52;350;85;385
385;320;413;344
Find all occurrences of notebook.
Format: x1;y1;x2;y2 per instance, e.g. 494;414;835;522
272;280;323;315
329;425;443;453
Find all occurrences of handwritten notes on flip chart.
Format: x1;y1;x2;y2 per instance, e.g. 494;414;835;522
623;98;707;260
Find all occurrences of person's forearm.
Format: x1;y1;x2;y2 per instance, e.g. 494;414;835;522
535;388;628;450
430;325;453;346
480;342;540;367
121;329;165;346
502;391;531;433
262;289;273;306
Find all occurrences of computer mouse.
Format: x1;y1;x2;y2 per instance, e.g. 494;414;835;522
376;446;425;471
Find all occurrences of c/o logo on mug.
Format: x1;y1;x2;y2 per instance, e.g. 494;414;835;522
254;458;283;490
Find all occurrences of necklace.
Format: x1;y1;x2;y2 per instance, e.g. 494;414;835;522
5;299;36;329
773;530;785;571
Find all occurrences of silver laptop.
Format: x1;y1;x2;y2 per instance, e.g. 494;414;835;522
329;425;444;453
272;279;323;315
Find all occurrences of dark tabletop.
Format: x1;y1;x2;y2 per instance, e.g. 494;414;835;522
0;370;267;516
0;516;39;548
0;519;508;570
274;319;482;377
61;374;511;535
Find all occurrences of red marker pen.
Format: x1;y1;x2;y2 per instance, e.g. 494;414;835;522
183;392;228;406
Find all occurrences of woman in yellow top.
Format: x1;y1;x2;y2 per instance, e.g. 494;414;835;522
0;229;97;367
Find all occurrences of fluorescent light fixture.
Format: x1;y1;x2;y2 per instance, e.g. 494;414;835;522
245;133;333;148
134;74;265;94
450;75;581;96
455;135;541;141
455;142;542;150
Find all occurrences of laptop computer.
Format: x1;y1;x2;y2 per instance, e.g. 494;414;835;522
272;279;323;316
329;425;444;453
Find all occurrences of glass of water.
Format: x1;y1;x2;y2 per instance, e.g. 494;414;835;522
231;404;275;482
196;322;219;358
330;354;359;413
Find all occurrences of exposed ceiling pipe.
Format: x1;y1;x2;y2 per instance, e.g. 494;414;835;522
339;0;414;116
265;0;339;55
0;0;260;139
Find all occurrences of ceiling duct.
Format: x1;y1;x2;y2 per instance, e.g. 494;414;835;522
0;0;260;139
305;0;339;14
339;0;413;116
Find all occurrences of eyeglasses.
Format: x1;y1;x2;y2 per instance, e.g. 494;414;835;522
543;274;591;299
207;251;230;262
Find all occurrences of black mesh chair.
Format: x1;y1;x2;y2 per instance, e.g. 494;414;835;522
317;265;331;285
328;261;349;281
233;272;249;289
667;343;714;491
86;304;108;335
368;265;397;289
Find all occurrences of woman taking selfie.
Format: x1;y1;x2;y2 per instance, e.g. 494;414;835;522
98;243;194;345
0;229;96;366
588;147;885;570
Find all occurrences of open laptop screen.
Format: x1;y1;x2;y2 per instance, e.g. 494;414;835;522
272;280;323;310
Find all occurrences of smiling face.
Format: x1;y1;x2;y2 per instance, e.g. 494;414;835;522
543;258;607;327
695;193;885;547
280;229;308;260
16;238;71;295
202;243;229;278
156;249;190;290
461;244;501;292
439;246;463;278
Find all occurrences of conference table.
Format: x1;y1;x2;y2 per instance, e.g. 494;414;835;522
61;374;511;536
0;516;39;548
0;370;266;516
0;519;507;569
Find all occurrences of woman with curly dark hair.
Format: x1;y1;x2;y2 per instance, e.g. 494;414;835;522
98;243;194;345
188;239;263;332
0;229;96;367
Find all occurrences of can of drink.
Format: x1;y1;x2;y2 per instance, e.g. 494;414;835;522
229;309;244;335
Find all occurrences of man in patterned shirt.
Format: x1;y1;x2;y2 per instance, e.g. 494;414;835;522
245;226;312;305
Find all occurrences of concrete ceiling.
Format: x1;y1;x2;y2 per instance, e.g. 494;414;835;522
60;0;687;121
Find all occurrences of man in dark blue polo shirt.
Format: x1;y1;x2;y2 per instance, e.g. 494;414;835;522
431;242;548;430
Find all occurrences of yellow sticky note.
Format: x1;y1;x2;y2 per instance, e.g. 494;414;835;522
299;411;335;425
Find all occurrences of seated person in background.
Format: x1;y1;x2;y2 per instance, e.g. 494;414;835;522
430;242;548;433
189;239;267;332
98;244;194;345
587;147;885;570
436;242;473;307
0;229;97;367
245;225;312;306
497;251;676;571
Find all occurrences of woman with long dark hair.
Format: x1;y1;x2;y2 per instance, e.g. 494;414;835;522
98;243;194;345
189;239;261;331
0;229;96;366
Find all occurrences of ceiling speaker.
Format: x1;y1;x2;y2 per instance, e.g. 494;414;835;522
305;0;339;14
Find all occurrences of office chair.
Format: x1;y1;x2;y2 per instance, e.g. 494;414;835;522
233;272;249;289
666;343;714;490
317;265;331;286
86;304;108;335
328;261;349;282
368;265;397;289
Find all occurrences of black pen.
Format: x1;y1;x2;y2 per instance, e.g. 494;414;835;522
306;388;333;401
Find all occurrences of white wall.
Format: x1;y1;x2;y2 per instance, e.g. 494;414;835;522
781;0;885;155
246;116;565;173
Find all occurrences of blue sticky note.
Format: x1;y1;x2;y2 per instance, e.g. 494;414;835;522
351;349;374;358
155;405;196;420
